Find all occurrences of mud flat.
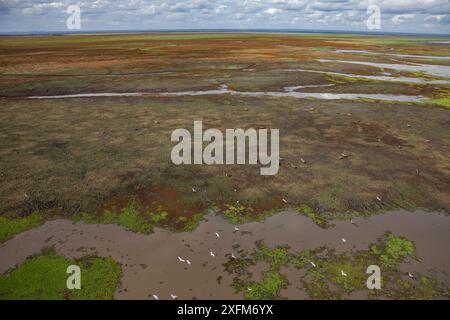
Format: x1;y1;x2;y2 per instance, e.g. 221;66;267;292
0;209;448;300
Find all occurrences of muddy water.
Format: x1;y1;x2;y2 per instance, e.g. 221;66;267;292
0;209;448;300
27;84;423;102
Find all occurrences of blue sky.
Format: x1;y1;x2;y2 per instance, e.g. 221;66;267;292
1;0;449;34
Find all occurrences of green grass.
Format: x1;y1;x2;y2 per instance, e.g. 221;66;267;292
0;254;121;300
429;98;450;109
0;213;44;243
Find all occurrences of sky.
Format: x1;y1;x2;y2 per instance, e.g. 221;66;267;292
0;0;449;34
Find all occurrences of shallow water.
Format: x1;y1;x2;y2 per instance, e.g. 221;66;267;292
285;68;450;84
319;59;450;79
335;49;450;60
0;209;448;300
27;84;424;102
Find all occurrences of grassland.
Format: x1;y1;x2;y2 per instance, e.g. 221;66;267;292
0;32;449;235
0;253;121;300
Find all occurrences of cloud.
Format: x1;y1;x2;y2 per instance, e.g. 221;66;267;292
0;0;449;33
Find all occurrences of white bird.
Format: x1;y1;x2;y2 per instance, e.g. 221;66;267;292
231;253;236;259
234;226;239;231
407;272;415;279
310;261;317;268
186;260;191;265
178;256;185;263
192;187;197;193
170;294;178;299
341;270;347;277
300;157;306;164
376;196;382;202
350;218;355;225
215;232;220;238
247;288;252;291
282;198;288;204
210;251;215;257
152;294;159;300
342;238;347;244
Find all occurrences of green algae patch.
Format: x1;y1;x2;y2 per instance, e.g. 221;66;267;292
0;254;121;300
0;213;44;243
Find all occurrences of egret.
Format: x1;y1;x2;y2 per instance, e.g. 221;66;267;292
234;226;239;231
282;198;288;204
186;260;191;265
170;294;178;300
341;270;347;277
407;272;416;279
376;196;382;202
210;251;215;257
310;261;317;268
231;253;236;259
350;218;355;225
152;294;159;300
215;232;220;238
178;256;185;263
342;238;347;244
300;158;306;164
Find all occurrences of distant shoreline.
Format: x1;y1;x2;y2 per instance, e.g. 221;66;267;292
1;29;449;38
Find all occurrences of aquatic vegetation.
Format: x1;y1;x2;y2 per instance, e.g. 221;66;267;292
0;254;121;300
179;213;204;232
229;232;445;300
254;243;291;270
0;213;44;242
297;205;329;228
370;232;416;268
223;204;254;224
245;271;288;300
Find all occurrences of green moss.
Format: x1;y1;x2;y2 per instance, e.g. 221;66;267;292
0;213;44;242
245;271;288;300
0;254;121;300
297;205;329;228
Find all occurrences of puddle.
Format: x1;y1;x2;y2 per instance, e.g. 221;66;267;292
26;84;423;102
335;49;450;60
319;59;450;79
0;209;448;300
